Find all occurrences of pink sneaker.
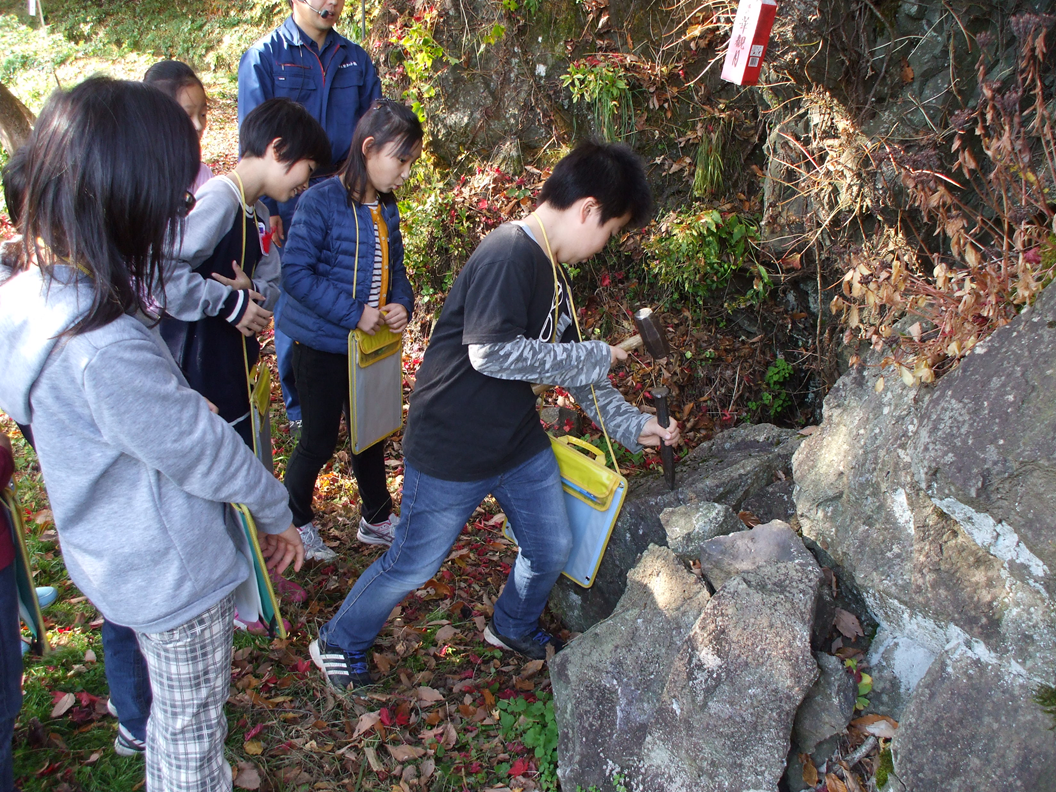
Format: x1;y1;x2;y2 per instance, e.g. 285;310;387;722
269;570;307;603
235;613;293;636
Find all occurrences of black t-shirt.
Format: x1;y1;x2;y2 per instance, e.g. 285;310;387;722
404;223;575;481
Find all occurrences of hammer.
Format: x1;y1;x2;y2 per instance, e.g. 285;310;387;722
633;307;676;490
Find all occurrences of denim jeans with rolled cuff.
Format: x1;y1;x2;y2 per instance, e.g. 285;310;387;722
102;619;152;742
320;446;572;652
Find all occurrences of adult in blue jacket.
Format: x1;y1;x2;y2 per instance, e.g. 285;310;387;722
238;0;382;426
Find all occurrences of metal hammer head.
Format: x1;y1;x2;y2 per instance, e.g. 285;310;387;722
633;307;671;360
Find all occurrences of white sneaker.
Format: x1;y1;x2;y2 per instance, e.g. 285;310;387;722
357;513;397;547
297;522;337;561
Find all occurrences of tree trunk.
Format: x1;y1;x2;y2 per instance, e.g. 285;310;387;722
0;82;34;156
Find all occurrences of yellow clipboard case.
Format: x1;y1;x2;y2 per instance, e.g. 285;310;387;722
504;436;628;588
231;504;288;640
347;326;404;455
1;487;48;655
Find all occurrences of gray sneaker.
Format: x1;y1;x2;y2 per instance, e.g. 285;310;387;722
288;419;303;443
357;513;397;547
297;522;337;561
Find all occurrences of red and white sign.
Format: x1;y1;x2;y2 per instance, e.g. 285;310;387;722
721;0;778;86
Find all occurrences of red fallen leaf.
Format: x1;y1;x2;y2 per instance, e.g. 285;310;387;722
75;691;98;707
378;707;394;727
244;723;266;741
509;757;532;776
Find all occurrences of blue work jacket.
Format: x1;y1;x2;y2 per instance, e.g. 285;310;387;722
238;17;382;230
277;177;414;355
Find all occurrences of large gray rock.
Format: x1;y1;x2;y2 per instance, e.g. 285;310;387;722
552;546;710;792
660;501;744;558
791;653;856;755
635;561;823;792
554;546;823;792
551;424;803;632
698;520;816;590
888;651;1056;792
911;284;1056;595
793;283;1056;785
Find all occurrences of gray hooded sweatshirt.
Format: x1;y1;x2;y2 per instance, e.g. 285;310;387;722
0;265;293;633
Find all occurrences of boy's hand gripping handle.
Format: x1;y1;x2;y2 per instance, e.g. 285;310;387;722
651;386;676;490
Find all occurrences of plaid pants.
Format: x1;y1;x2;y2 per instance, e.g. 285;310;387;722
136;595;235;792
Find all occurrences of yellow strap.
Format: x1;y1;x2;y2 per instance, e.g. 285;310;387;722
369;204;390;308
228;173;258;458
530;212;621;475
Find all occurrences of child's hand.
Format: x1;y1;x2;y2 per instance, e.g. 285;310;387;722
212;262;254;291
637;416;680;448
270;215;284;246
235;296;273;337
357;305;385;335
609;345;629;368
380;304;408;332
260;523;305;575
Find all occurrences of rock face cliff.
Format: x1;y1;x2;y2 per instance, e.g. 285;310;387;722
793;282;1056;790
549;282;1056;792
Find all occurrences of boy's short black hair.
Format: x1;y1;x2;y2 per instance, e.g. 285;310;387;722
239;97;332;171
538;139;653;228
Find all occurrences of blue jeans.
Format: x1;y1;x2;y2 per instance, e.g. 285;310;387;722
274;326;300;423
102;619;152;742
0;563;22;792
321;447;573;651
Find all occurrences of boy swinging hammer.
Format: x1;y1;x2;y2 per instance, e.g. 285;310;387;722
311;140;681;688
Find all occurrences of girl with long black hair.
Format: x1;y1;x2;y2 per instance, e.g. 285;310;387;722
0;77;303;792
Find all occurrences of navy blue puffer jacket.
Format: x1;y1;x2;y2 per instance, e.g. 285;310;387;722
278;176;414;355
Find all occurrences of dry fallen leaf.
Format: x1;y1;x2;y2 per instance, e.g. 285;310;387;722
353;711;382;739
802;754;819;786
417;686;444;704
243;740;263;756
50;693;75;719
233;761;261;790
826;772;849;792
434;624;457;644
834;608;864;640
386;744;426;762
364;745;384;772
420;757;436;781
852;713;899;738
520;659;545;679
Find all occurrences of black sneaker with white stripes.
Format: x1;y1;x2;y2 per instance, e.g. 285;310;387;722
310;637;375;690
484;621;565;661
